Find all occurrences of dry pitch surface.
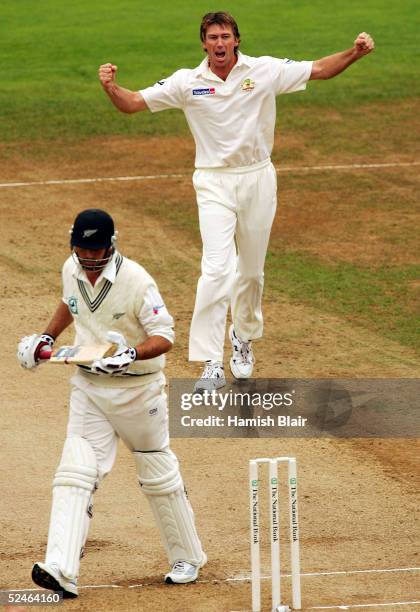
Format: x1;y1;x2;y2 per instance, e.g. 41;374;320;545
1;133;419;611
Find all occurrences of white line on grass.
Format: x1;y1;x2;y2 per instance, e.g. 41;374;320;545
0;161;419;189
0;173;187;189
278;161;420;172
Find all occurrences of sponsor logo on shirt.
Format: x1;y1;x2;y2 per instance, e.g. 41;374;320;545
285;59;295;64
241;78;255;91
153;303;165;315
192;88;216;96
149;407;158;416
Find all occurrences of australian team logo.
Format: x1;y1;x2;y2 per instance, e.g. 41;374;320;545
241;78;255;91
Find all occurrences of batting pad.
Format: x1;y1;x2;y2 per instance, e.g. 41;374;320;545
135;450;204;566
45;436;97;580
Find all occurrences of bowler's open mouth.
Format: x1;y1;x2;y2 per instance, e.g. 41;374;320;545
215;51;226;58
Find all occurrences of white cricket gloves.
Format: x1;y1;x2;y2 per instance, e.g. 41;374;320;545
17;334;55;369
17;330;137;375
91;331;137;375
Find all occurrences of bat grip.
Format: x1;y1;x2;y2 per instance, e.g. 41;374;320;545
38;346;52;360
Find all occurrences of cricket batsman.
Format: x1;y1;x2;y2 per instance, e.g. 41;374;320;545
17;208;206;597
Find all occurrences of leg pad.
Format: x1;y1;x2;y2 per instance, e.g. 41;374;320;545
45;436;97;581
135;450;204;566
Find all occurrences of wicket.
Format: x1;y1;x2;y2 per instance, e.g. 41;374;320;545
249;457;301;612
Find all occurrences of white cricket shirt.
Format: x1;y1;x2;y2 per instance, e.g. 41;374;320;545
62;252;174;387
140;52;312;168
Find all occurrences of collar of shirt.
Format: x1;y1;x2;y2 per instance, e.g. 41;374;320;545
72;251;120;284
194;51;251;82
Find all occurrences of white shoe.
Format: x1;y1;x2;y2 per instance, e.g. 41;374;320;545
32;562;78;598
165;553;207;584
194;362;226;392
229;325;255;379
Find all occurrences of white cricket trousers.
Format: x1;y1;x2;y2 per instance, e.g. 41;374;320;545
67;372;169;479
189;158;277;362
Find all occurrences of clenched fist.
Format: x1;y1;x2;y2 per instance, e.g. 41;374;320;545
98;63;118;89
354;32;374;57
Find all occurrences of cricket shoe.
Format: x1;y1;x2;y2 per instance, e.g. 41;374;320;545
165;553;207;584
32;562;78;598
194;361;226;393
229;324;254;379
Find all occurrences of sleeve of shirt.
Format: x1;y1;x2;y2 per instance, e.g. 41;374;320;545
140;69;186;112
61;257;73;305
139;285;175;344
268;57;313;95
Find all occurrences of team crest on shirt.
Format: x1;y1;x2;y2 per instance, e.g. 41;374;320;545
241;78;255;91
68;296;78;314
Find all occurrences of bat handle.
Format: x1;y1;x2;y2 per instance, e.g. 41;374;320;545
38;346;52;360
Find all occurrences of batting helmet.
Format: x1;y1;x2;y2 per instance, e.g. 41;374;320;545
70;209;117;271
70;209;115;249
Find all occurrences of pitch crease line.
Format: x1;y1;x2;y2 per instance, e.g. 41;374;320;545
226;566;420;581
5;565;418;593
310;602;420;610
0;161;419;189
4;588;419;610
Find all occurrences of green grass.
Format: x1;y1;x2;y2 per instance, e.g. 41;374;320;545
122;193;420;354
2;0;419;354
1;0;419;140
265;251;420;352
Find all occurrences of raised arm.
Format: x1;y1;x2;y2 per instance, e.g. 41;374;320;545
98;63;148;113
310;32;374;80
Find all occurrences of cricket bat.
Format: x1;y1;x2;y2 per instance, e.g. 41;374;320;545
39;343;118;365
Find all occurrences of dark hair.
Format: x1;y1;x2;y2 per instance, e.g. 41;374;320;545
200;11;240;44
